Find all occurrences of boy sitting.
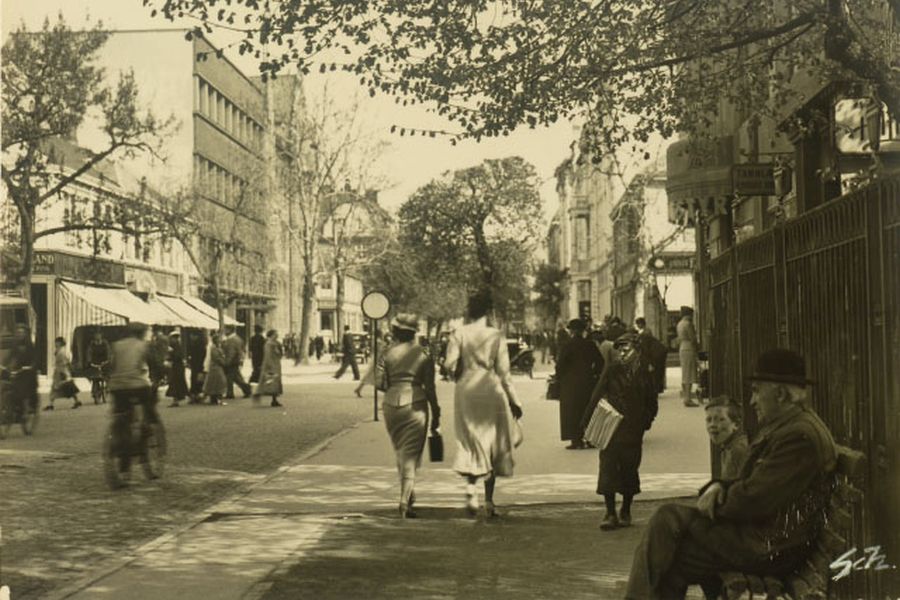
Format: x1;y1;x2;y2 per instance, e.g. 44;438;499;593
705;395;749;480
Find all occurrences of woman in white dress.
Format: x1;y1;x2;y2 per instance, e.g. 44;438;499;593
444;289;523;517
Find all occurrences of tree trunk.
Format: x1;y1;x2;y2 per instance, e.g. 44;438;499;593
210;255;225;333
15;204;35;300
298;247;316;365
472;222;494;290
335;270;345;335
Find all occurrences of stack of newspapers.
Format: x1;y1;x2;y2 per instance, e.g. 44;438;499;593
583;399;623;450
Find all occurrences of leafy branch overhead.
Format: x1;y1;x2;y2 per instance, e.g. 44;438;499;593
144;0;899;155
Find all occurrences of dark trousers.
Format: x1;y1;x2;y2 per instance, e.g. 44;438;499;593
626;504;803;599
334;353;360;380
249;360;262;384
111;387;158;473
226;364;252;398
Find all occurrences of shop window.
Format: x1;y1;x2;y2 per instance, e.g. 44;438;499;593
320;310;334;332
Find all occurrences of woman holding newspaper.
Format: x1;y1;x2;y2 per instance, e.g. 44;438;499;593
581;332;658;531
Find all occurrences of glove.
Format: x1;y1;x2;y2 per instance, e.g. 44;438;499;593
510;403;523;420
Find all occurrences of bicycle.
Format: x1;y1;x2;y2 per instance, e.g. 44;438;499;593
89;363;107;404
0;366;40;439
103;390;166;489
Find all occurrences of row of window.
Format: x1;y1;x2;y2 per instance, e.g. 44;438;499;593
193;155;261;216
193;76;264;150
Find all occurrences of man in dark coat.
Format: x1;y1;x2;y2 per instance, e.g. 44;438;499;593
625;349;837;599
553;323;570;363
248;324;266;384
635;317;668;394
554;318;603;449
314;335;325;361
148;326;170;399
333;325;360;380
222;326;252;398
187;330;207;403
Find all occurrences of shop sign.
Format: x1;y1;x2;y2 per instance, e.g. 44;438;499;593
732;164;776;196
33;251;124;284
649;254;694;272
33;252;56;274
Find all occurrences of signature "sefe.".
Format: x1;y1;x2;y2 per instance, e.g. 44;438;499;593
830;546;897;582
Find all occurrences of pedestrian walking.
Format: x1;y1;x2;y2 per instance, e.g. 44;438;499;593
314;335;325;361
676;306;699;406
248;324;266;384
165;331;189;407
46;336;81;410
148;326;170;399
553;323;569;363
222;326;252;398
583;332;658;530
444;289;523;518
187;330;207;403
87;330;111;404
379;314;441;518
252;329;284;407
203;333;228;405
555;318;604;449
333;325;360;380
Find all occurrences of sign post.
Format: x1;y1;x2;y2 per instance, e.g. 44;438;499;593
361;291;391;422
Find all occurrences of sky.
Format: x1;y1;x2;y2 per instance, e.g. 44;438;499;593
1;0;576;220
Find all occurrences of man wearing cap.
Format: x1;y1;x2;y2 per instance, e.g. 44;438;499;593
625;348;837;599
554;318;604;449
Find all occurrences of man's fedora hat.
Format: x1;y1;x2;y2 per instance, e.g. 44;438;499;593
680;306;694;316
390;313;419;332
747;348;815;386
566;318;587;331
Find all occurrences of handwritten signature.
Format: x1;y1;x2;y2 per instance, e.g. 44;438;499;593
830;546;897;581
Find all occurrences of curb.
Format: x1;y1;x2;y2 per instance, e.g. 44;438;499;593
43;421;366;600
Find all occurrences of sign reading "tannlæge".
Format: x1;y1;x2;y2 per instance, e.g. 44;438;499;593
732;164;776;196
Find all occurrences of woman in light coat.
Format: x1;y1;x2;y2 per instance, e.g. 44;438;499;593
253;330;284;407
202;333;228;405
444;289;523;518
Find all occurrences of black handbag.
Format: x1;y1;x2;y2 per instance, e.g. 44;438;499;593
428;433;444;462
546;374;560;400
58;379;80;397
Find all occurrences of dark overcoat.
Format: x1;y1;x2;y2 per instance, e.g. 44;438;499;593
554;336;603;441
691;404;837;565
166;340;189;399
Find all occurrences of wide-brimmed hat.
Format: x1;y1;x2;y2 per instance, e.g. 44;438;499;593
390;313;419;332
566;318;586;331
746;348;815;386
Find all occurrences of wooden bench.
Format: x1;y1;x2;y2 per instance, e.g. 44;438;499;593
717;444;866;600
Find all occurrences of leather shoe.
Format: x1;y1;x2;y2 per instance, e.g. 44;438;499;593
600;513;620;530
618;511;632;527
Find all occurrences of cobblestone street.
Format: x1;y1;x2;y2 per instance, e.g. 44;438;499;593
0;375;371;599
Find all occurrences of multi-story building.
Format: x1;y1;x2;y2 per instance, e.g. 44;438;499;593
549;126;693;337
90;30;276;334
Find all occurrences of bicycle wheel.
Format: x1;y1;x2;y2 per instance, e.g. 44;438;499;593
141;420;166;480
103;428;129;490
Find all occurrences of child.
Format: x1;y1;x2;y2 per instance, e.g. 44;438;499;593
704;395;748;480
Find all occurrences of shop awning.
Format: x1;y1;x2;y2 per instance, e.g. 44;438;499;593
156;294;220;329
181;296;241;327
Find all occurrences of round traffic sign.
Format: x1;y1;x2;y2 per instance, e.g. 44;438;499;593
361;291;391;320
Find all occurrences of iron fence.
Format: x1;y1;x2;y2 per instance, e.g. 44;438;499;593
705;177;899;598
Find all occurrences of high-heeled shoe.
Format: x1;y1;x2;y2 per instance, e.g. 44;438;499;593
465;493;479;516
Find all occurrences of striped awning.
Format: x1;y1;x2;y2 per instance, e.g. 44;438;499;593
55;281;195;344
156;294;220;329
182;296;241;327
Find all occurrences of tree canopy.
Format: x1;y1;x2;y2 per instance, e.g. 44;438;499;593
145;0;898;156
2;14;174;288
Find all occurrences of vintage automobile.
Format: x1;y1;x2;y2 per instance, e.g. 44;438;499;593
506;338;535;378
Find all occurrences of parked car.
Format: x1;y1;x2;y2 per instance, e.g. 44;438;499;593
506;338;535;378
350;332;370;362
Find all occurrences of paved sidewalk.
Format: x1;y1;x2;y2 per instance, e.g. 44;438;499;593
51;369;710;600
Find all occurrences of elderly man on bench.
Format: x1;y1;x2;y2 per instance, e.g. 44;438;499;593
625;348;837;600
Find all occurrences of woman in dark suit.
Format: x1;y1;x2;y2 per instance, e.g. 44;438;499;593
554;318;604;449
